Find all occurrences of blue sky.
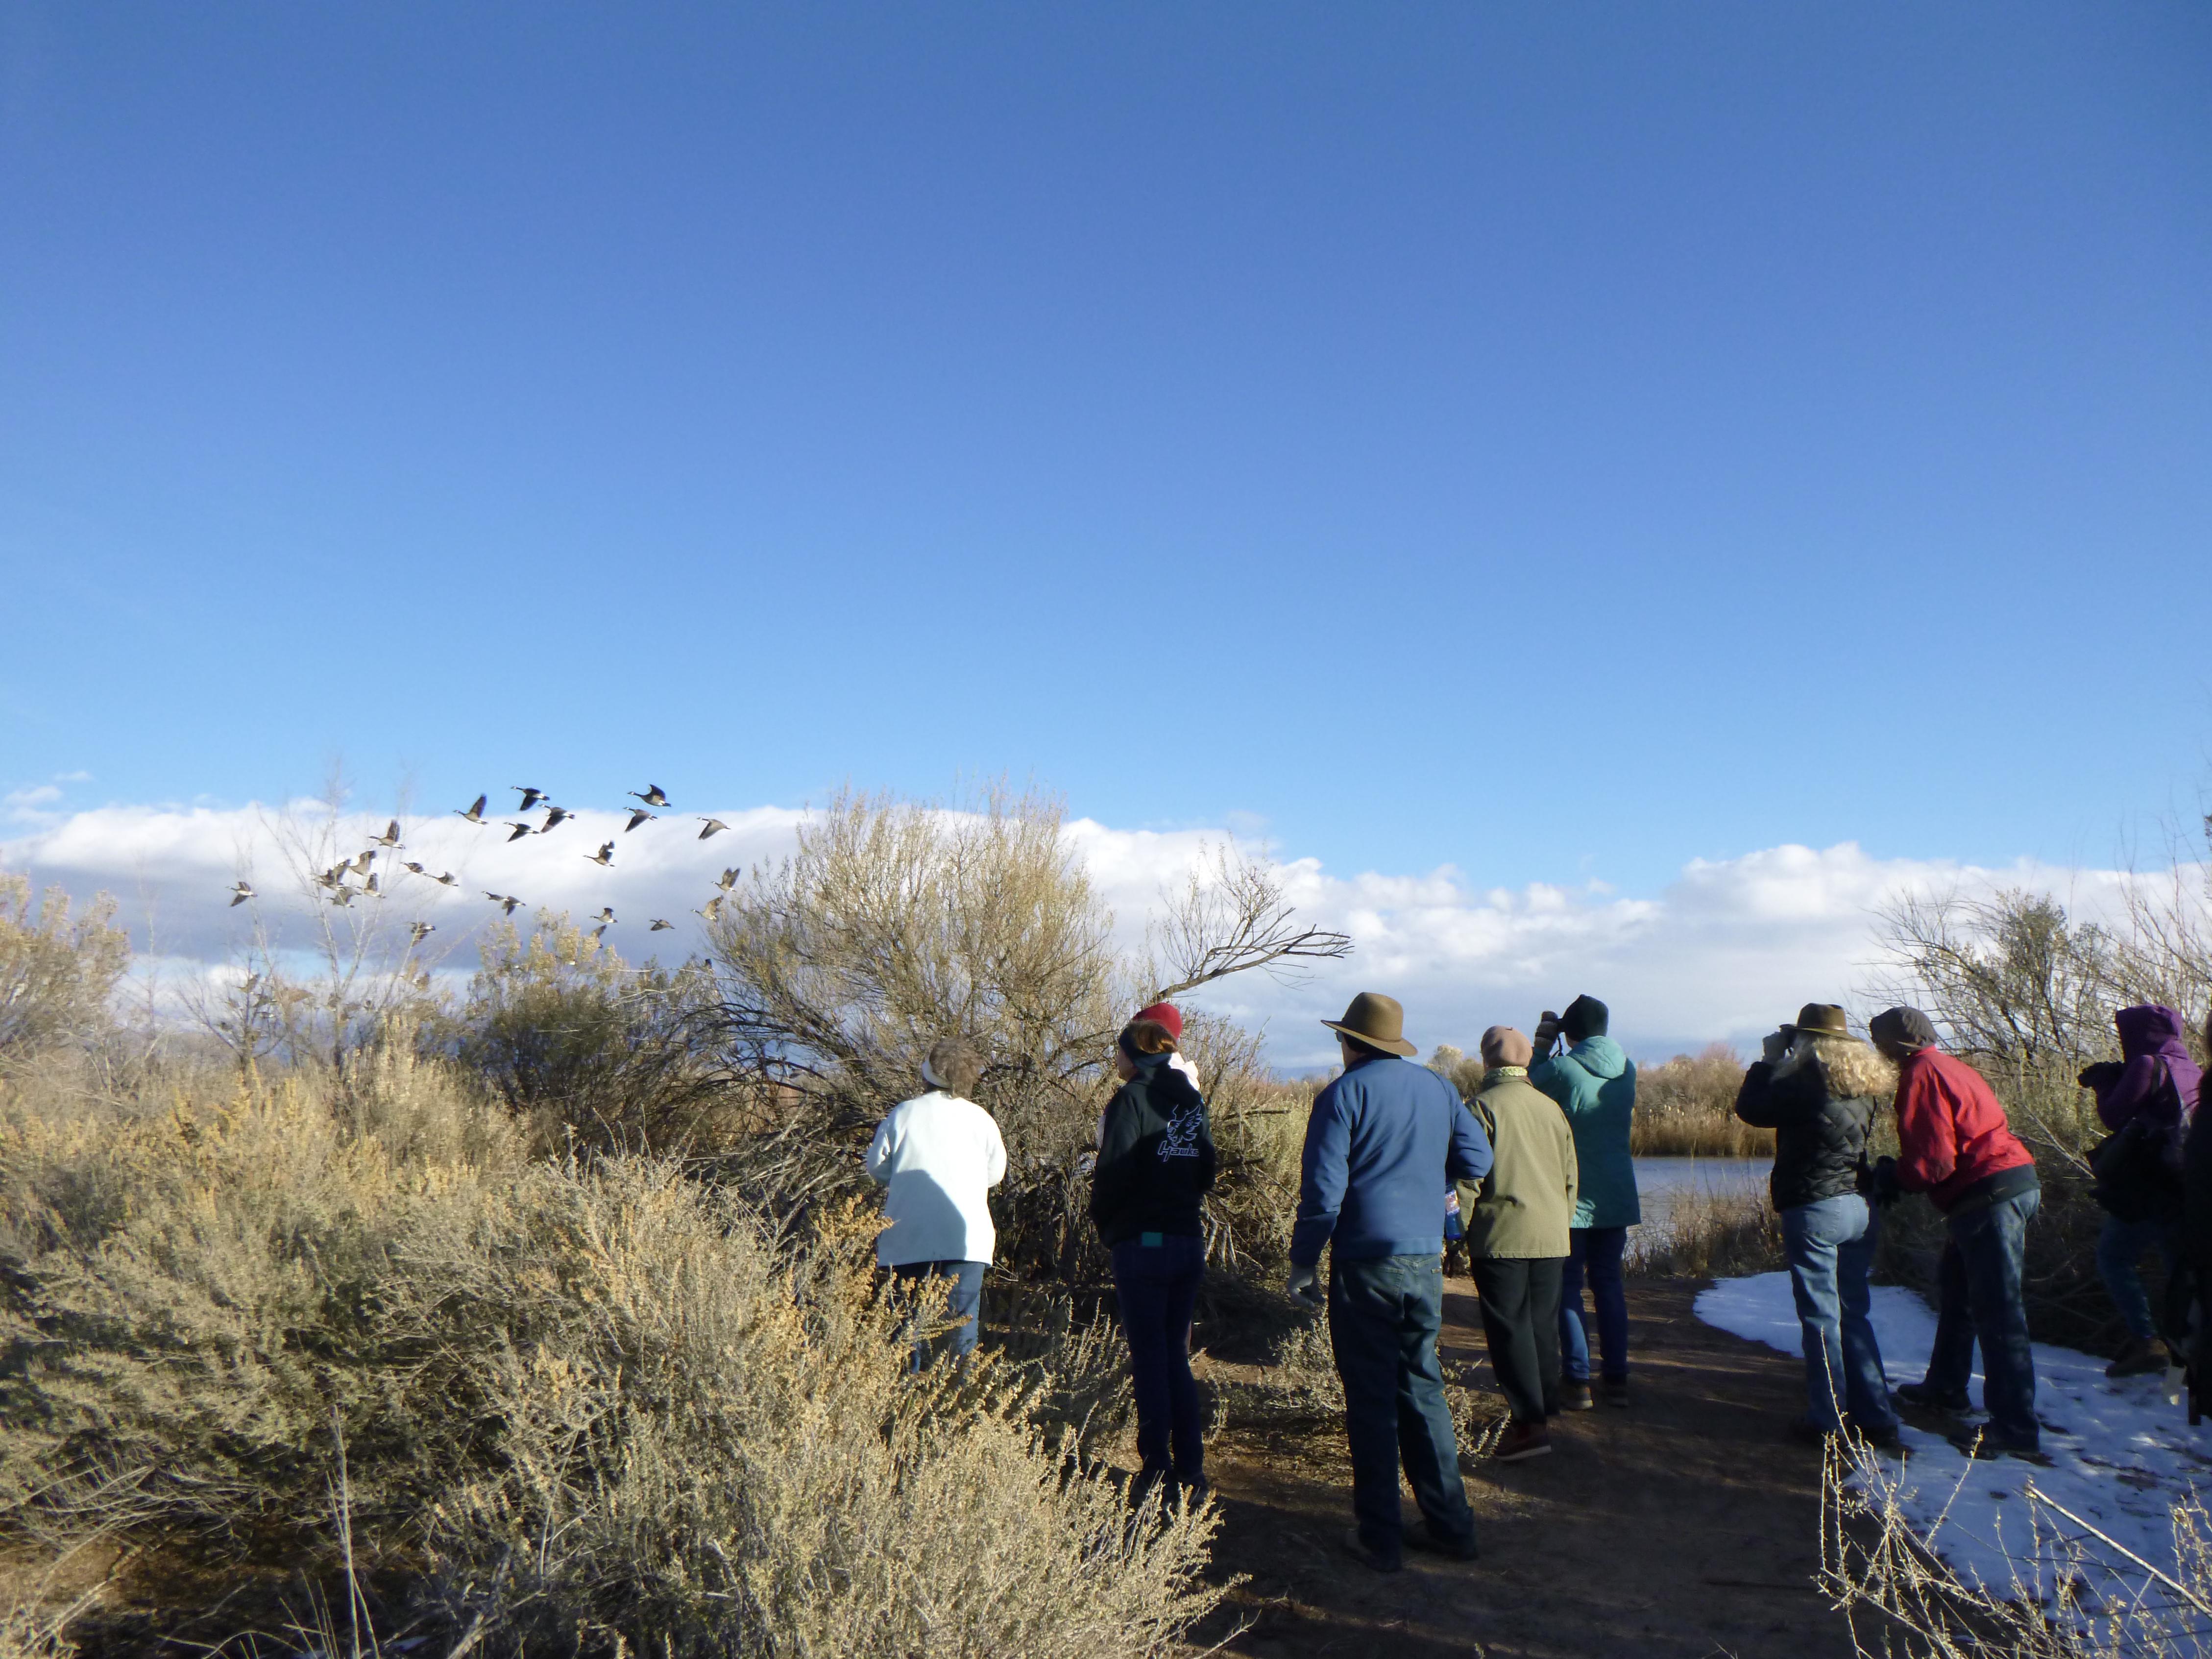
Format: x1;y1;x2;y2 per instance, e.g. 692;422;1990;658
4;2;2209;898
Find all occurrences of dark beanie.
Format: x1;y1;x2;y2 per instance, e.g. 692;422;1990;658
1870;1006;1938;1051
1561;994;1609;1041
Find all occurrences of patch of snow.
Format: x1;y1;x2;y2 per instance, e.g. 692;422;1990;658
1697;1271;2212;1609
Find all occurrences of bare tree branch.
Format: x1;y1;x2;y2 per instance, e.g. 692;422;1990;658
1145;840;1351;1002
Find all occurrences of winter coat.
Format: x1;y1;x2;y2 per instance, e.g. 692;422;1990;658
1090;1050;1219;1247
866;1091;1008;1267
1892;1048;2036;1213
1530;1035;1640;1228
2086;1004;2202;1150
1457;1068;1579;1259
1096;1051;1204;1147
1291;1054;1493;1267
1734;1038;1885;1212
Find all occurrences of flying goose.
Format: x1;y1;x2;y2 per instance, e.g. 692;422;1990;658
629;784;670;807
585;841;615;868
456;794;488;824
696;818;729;840
228;880;254;906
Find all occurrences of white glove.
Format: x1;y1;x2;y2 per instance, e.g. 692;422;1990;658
1285;1265;1321;1303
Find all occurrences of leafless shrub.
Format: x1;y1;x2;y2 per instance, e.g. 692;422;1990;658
1822;1442;2212;1656
0;877;129;1063
1204;1316;1344;1430
703;787;1345;1287
0;1590;83;1659
453;911;735;1155
181;779;455;1071
704;784;1118;1154
1142;838;1350;1002
1867;889;2158;1347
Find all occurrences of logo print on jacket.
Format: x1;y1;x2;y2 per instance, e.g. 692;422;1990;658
1158;1103;1205;1161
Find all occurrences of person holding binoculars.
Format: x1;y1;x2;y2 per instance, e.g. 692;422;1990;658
1734;1003;1903;1449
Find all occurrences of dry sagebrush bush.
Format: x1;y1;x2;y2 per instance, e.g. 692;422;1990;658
420;1183;1222;1658
0;878;129;1063
0;1042;526;1531
1;1052;1225;1657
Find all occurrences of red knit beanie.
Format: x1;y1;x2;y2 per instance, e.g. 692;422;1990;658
1133;1001;1183;1042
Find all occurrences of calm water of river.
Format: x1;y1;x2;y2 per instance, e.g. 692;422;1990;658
1630;1156;1767;1229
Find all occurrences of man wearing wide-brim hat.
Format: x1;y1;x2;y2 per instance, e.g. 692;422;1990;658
1289;991;1494;1572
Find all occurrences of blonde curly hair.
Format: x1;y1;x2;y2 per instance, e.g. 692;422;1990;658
1802;1033;1897;1100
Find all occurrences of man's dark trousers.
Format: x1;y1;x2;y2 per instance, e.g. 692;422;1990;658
1329;1253;1477;1563
1472;1256;1565;1423
1923;1187;2042;1448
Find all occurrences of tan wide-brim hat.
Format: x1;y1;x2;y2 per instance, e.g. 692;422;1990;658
1322;991;1418;1058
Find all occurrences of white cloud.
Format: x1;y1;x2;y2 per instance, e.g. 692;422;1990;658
4;785;64;816
3;800;2185;1071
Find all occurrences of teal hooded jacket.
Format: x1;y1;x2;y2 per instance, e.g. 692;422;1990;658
1530;1036;1640;1228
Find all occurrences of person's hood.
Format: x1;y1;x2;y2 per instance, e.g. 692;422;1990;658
1567;1034;1630;1080
2116;1004;2190;1064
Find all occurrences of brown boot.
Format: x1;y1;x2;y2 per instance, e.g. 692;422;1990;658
1494;1419;1553;1463
2107;1338;2168;1379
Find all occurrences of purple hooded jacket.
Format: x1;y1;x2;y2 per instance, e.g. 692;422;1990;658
2088;1005;2202;1139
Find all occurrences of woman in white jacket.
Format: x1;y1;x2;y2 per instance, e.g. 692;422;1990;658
866;1038;1006;1365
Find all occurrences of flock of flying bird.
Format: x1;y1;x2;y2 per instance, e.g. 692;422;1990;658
225;783;745;950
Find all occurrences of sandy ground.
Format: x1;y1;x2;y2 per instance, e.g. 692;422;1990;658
1182;1278;1861;1659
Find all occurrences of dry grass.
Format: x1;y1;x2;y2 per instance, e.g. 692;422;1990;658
1632;1044;1772;1157
1629;1180;1785;1279
1823;1442;2212;1656
0;1045;1225;1656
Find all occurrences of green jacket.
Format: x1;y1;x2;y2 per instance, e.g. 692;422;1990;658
1456;1068;1579;1259
1530;1036;1640;1228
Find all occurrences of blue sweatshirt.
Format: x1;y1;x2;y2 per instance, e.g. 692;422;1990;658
1291;1054;1494;1267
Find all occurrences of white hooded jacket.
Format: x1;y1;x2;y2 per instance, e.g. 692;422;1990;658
866;1091;1008;1267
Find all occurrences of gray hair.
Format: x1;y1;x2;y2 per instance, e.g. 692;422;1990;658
921;1038;983;1098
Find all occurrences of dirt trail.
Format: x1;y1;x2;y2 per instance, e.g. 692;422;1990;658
1184;1278;1858;1659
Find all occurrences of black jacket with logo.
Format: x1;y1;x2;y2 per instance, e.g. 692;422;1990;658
1090;1052;1218;1247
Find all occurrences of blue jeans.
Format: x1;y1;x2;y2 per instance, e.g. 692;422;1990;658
2097;1212;2179;1343
1111;1234;1207;1489
1559;1225;1629;1384
1923;1188;2041;1448
893;1259;985;1367
1330;1253;1476;1564
1782;1195;1896;1433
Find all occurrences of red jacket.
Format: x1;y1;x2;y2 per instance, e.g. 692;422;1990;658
1893;1048;2035;1211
